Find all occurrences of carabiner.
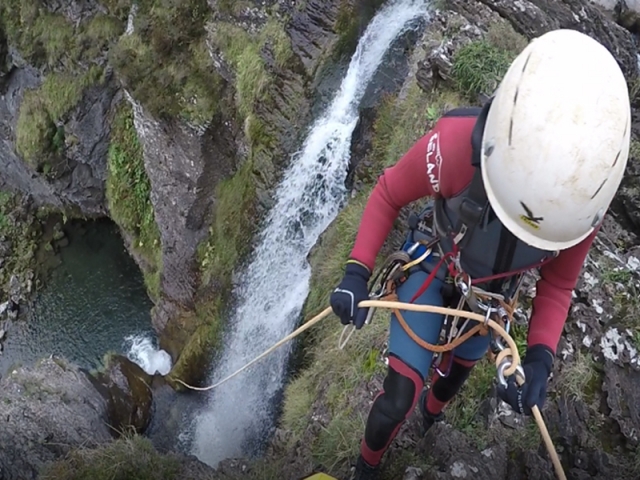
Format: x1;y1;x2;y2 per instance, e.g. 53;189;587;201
496;358;526;388
455;272;472;298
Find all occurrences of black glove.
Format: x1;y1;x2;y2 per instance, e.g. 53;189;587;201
330;261;371;329
497;344;554;416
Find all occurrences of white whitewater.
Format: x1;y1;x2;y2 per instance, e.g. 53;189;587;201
189;0;430;467
124;333;172;376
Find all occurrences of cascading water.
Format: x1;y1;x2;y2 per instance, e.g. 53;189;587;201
188;0;430;467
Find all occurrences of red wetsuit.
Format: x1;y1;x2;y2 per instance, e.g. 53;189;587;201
349;114;595;354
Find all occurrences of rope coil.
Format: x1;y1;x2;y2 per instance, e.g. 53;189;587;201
173;297;567;480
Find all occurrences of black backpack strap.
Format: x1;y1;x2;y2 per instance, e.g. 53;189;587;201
455;98;494;245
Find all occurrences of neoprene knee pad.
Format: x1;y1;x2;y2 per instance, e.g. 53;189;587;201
365;361;421;451
431;357;475;403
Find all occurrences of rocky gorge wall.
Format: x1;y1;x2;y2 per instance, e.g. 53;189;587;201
0;0;389;387
2;0;640;479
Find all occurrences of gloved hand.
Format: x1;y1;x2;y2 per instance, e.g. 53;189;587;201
330;260;371;329
497;344;554;416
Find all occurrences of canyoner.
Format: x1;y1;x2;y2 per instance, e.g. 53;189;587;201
329;28;631;480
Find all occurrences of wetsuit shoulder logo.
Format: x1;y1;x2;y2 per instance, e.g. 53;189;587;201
426;132;442;193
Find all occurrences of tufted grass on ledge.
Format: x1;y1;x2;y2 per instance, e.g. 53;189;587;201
16;66;105;172
39;433;183;480
450;21;527;102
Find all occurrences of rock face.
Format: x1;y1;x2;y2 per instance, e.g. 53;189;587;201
0;0;386;388
89;354;154;435
128;92;240;330
476;0;638;78
0;17;120;217
0;357;112;480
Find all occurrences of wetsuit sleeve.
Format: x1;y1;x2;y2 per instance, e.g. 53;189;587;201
347;134;439;271
348;116;476;272
527;227;599;353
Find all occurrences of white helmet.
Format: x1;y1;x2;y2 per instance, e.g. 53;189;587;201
481;28;631;251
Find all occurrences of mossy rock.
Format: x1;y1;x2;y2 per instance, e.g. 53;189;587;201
161;296;224;390
90;354;153;435
106;100;162;300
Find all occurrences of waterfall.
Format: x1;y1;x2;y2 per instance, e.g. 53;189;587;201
189;0;430;467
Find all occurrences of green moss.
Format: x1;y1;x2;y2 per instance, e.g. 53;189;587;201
0;190;42;296
109;0;223;125
165;297;224;388
196;162;257;291
16;66;105;171
106;102;162;300
39;434;182;480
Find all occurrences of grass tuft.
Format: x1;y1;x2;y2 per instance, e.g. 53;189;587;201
451;21;527;102
451;40;514;100
39;434;182;480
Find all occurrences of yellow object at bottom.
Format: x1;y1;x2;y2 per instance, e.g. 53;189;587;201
301;474;339;480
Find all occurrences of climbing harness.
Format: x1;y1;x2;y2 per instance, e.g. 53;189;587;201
339;225;526;380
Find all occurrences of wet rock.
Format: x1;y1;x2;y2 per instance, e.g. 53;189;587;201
90;354;154;435
347;106;378;189
0;357;111;480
